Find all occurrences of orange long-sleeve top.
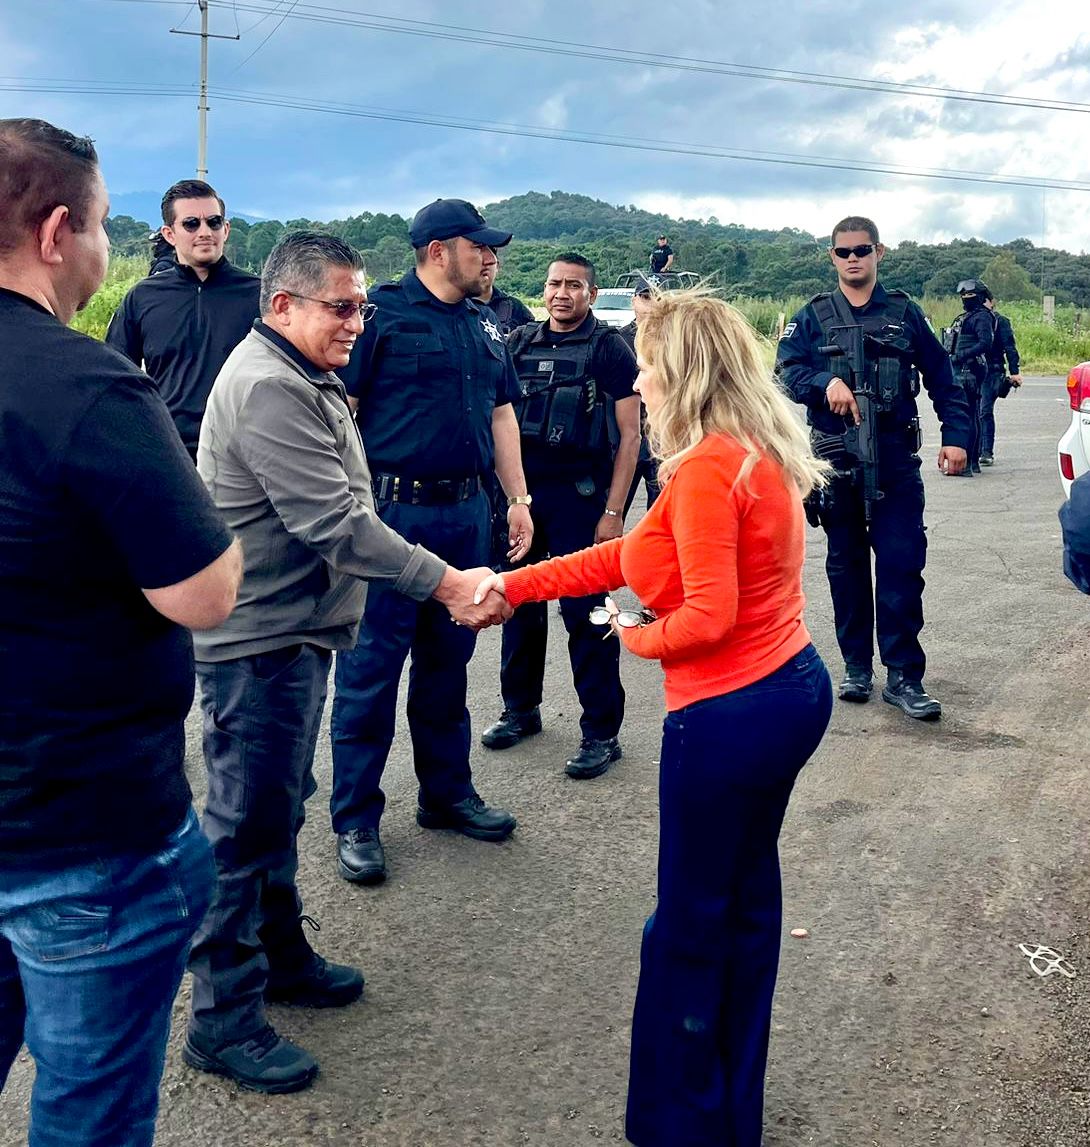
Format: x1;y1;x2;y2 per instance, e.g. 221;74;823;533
503;432;813;712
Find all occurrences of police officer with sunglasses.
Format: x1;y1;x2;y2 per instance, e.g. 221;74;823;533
776;215;971;721
107;179;260;459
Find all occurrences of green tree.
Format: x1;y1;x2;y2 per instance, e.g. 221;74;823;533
981;252;1041;302
105;215;153;258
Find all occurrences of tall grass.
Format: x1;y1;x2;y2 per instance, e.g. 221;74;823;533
732;295;1090;375
71;256;144;340
916;298;1090;375
71;258;1090;375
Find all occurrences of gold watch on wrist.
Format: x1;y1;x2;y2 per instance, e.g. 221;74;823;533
507;494;532;507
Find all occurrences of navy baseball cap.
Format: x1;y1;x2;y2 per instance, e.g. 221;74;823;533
409;199;512;249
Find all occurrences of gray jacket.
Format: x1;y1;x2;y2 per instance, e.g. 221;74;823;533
194;327;447;662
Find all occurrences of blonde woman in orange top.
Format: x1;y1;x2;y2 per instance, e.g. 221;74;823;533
474;292;833;1146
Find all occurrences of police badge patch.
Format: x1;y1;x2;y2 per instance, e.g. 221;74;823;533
781;323;797;339
480;317;503;343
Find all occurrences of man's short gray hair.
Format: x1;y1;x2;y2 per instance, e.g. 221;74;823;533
260;230;366;314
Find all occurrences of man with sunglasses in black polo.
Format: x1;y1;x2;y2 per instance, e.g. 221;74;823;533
107;179;259;460
776;215;970;721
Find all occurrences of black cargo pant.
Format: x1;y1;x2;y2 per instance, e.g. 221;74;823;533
499;470;625;741
819;440;928;681
189;643;330;1045
956;364;984;469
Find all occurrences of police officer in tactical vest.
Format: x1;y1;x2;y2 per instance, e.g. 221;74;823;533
475;251;534;336
943;278;995;474
481;253;641;777
776;216;971;721
979;287;1022;465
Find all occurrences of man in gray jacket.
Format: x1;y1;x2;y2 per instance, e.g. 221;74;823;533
185;231;506;1095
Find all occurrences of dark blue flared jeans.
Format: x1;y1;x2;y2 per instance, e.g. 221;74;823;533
625;645;832;1147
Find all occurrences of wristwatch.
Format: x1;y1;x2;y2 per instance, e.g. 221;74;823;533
507;494;532;506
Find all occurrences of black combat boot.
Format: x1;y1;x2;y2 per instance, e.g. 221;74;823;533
565;736;622;779
480;706;542;749
881;672;942;721
337;827;387;885
837;666;873;703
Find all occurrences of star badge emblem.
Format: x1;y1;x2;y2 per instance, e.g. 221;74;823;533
481;317;503;343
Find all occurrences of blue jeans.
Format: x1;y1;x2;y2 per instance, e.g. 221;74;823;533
0;810;213;1147
625;646;832;1147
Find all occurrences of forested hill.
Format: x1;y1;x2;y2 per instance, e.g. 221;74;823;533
105;189;1090;305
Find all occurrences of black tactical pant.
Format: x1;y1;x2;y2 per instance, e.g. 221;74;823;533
819;444;928;680
957;365;984;469
499;470;625;741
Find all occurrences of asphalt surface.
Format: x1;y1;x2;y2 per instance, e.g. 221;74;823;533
3;377;1088;1147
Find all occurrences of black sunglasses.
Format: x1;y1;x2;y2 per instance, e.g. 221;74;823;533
285;292;378;322
178;214;225;233
831;243;876;259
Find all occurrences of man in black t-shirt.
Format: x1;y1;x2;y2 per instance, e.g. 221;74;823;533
107;179;260;459
0;118;240;1146
481;254;640;778
649;234;674;276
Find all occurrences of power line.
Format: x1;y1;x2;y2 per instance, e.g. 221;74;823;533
230;0;299;72
5;76;1090;194
92;0;1090;116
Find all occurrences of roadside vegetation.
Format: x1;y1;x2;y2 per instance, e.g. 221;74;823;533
77;254;1090;376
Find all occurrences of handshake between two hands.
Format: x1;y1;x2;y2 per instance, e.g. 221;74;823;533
433;567;511;632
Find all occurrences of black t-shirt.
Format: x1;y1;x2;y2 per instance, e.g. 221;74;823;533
650;244;673;272
0;288;233;868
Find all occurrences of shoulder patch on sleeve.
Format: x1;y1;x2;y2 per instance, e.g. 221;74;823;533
780;322;797;339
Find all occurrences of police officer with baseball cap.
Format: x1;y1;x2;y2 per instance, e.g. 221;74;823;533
330;199;532;884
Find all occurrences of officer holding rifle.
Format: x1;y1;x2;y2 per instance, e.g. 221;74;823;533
776;216;971;721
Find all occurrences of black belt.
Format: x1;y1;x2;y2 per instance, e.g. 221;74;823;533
372;473;481;505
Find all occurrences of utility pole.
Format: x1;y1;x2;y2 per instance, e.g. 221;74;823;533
170;1;238;180
197;0;209;178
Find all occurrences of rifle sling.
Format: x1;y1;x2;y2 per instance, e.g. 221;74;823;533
829;288;858;330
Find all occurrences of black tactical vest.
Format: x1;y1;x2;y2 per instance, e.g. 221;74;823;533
508;320;611;453
812;290;920;406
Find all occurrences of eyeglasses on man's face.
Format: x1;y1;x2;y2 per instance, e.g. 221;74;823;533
285;293;378;322
178;214;226;233
831;243;876;260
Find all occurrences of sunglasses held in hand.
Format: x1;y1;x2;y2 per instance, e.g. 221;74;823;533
589;598;656;635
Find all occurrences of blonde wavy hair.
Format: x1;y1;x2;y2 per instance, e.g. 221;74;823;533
635;289;830;495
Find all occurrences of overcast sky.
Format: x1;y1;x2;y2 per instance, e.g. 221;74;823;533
3;0;1089;250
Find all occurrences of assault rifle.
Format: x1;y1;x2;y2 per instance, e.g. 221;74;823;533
819;319;884;522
